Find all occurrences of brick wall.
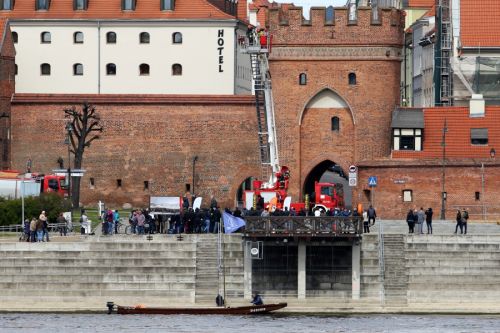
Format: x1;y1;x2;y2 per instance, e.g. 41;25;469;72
0;20;15;170
11;96;259;209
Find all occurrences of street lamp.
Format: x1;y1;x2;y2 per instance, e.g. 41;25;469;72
65;122;73;207
192;155;198;197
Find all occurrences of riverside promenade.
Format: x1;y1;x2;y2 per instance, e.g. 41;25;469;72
0;220;499;314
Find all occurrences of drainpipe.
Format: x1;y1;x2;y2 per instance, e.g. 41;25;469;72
97;20;101;94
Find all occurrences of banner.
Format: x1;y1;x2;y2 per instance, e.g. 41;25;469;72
222;212;246;234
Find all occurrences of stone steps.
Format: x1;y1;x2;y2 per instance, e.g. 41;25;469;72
0;274;197;283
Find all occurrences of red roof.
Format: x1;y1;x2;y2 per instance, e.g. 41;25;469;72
461;0;500;48
393;106;500;159
0;0;234;20
407;0;435;8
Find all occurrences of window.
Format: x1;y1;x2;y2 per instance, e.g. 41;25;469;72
475;191;480;201
299;73;307;85
325;6;334;24
48;178;59;191
172;63;182;76
122;0;136;10
89;177;95;186
41;32;51;44
11;31;17;43
14;64;17;75
0;0;15;10
348;72;356;85
403;190;413;202
331;116;340;132
40;63;51;75
116;179;122;187
144;181;149;190
139;63;150;75
106;63;116;75
139;32;150;44
172;32;182;44
73;63;83;75
35;0;50;10
471;128;488;145
106;32;116;44
393;128;422;151
161;0;175;10
73;31;84;44
73;0;88;10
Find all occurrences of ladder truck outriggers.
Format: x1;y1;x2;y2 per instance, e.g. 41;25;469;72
241;30;344;214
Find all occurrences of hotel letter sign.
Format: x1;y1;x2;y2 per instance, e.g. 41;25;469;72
218;29;224;73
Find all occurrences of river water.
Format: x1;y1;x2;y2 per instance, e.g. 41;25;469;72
1;314;500;333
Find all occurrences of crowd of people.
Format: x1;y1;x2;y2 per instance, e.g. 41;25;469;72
405;207;434;234
22;210;69;242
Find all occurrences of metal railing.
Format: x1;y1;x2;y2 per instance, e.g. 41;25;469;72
244;216;363;237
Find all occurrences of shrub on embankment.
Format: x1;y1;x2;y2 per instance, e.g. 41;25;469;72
0;193;71;226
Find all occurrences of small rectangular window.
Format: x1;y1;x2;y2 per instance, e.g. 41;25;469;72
73;0;88;10
185;183;190;192
36;0;50;10
117;179;122;187
144;181;149;190
161;0;175;10
90;177;95;186
0;0;14;10
471;128;488;145
122;0;135;10
475;191;480;201
403;190;413;202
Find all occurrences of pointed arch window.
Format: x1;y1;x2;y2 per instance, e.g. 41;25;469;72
41;32;51;44
348;72;356;85
172;63;182;76
172;32;182;44
139;32;150;44
139;63;150;76
74;31;84;44
106;32;117;44
73;63;83;76
106;63;116;75
299;73;307;85
41;63;51;76
331;117;340;132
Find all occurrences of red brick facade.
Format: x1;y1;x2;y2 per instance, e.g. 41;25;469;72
0;19;15;170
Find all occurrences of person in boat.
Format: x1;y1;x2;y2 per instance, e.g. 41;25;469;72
251;293;263;306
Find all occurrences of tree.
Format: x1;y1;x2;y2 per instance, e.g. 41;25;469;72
64;103;103;208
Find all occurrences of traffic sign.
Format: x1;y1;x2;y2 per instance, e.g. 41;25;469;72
349;165;357;173
349;178;357;187
368;176;377;187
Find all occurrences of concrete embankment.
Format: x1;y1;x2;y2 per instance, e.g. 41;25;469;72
0;220;500;313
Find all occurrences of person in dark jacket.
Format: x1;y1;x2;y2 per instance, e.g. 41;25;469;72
251;293;263;305
454;210;463;234
367;205;376;225
406;209;415;234
425;208;433;234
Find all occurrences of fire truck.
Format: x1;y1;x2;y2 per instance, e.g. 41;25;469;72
0;170;67;199
242;32;344;214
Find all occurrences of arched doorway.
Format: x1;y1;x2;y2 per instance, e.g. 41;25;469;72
303;160;352;209
236;176;255;208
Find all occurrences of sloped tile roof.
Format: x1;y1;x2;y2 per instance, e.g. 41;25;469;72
461;0;500;47
0;0;235;20
407;0;435;8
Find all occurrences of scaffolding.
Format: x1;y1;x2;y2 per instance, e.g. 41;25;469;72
436;0;453;106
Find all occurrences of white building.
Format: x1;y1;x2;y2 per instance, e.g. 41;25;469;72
3;0;252;95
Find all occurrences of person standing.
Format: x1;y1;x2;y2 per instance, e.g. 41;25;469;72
417;207;425;234
29;217;37;242
80;210;89;235
363;210;370;233
425;208;433;234
113;210;120;234
406;209;415;234
462;208;469;235
137;210;145;235
454;209;463;234
39;210;49;242
57;212;68;236
367;205;377;225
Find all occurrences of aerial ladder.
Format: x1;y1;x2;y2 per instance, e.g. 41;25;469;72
241;32;283;190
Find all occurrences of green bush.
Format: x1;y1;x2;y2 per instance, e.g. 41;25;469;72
0;193;71;226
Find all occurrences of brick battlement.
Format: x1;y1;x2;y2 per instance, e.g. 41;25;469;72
268;6;404;46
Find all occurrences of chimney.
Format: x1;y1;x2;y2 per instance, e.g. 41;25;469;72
469;94;485;117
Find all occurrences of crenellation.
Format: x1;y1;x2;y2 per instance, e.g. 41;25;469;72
269;6;404;46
